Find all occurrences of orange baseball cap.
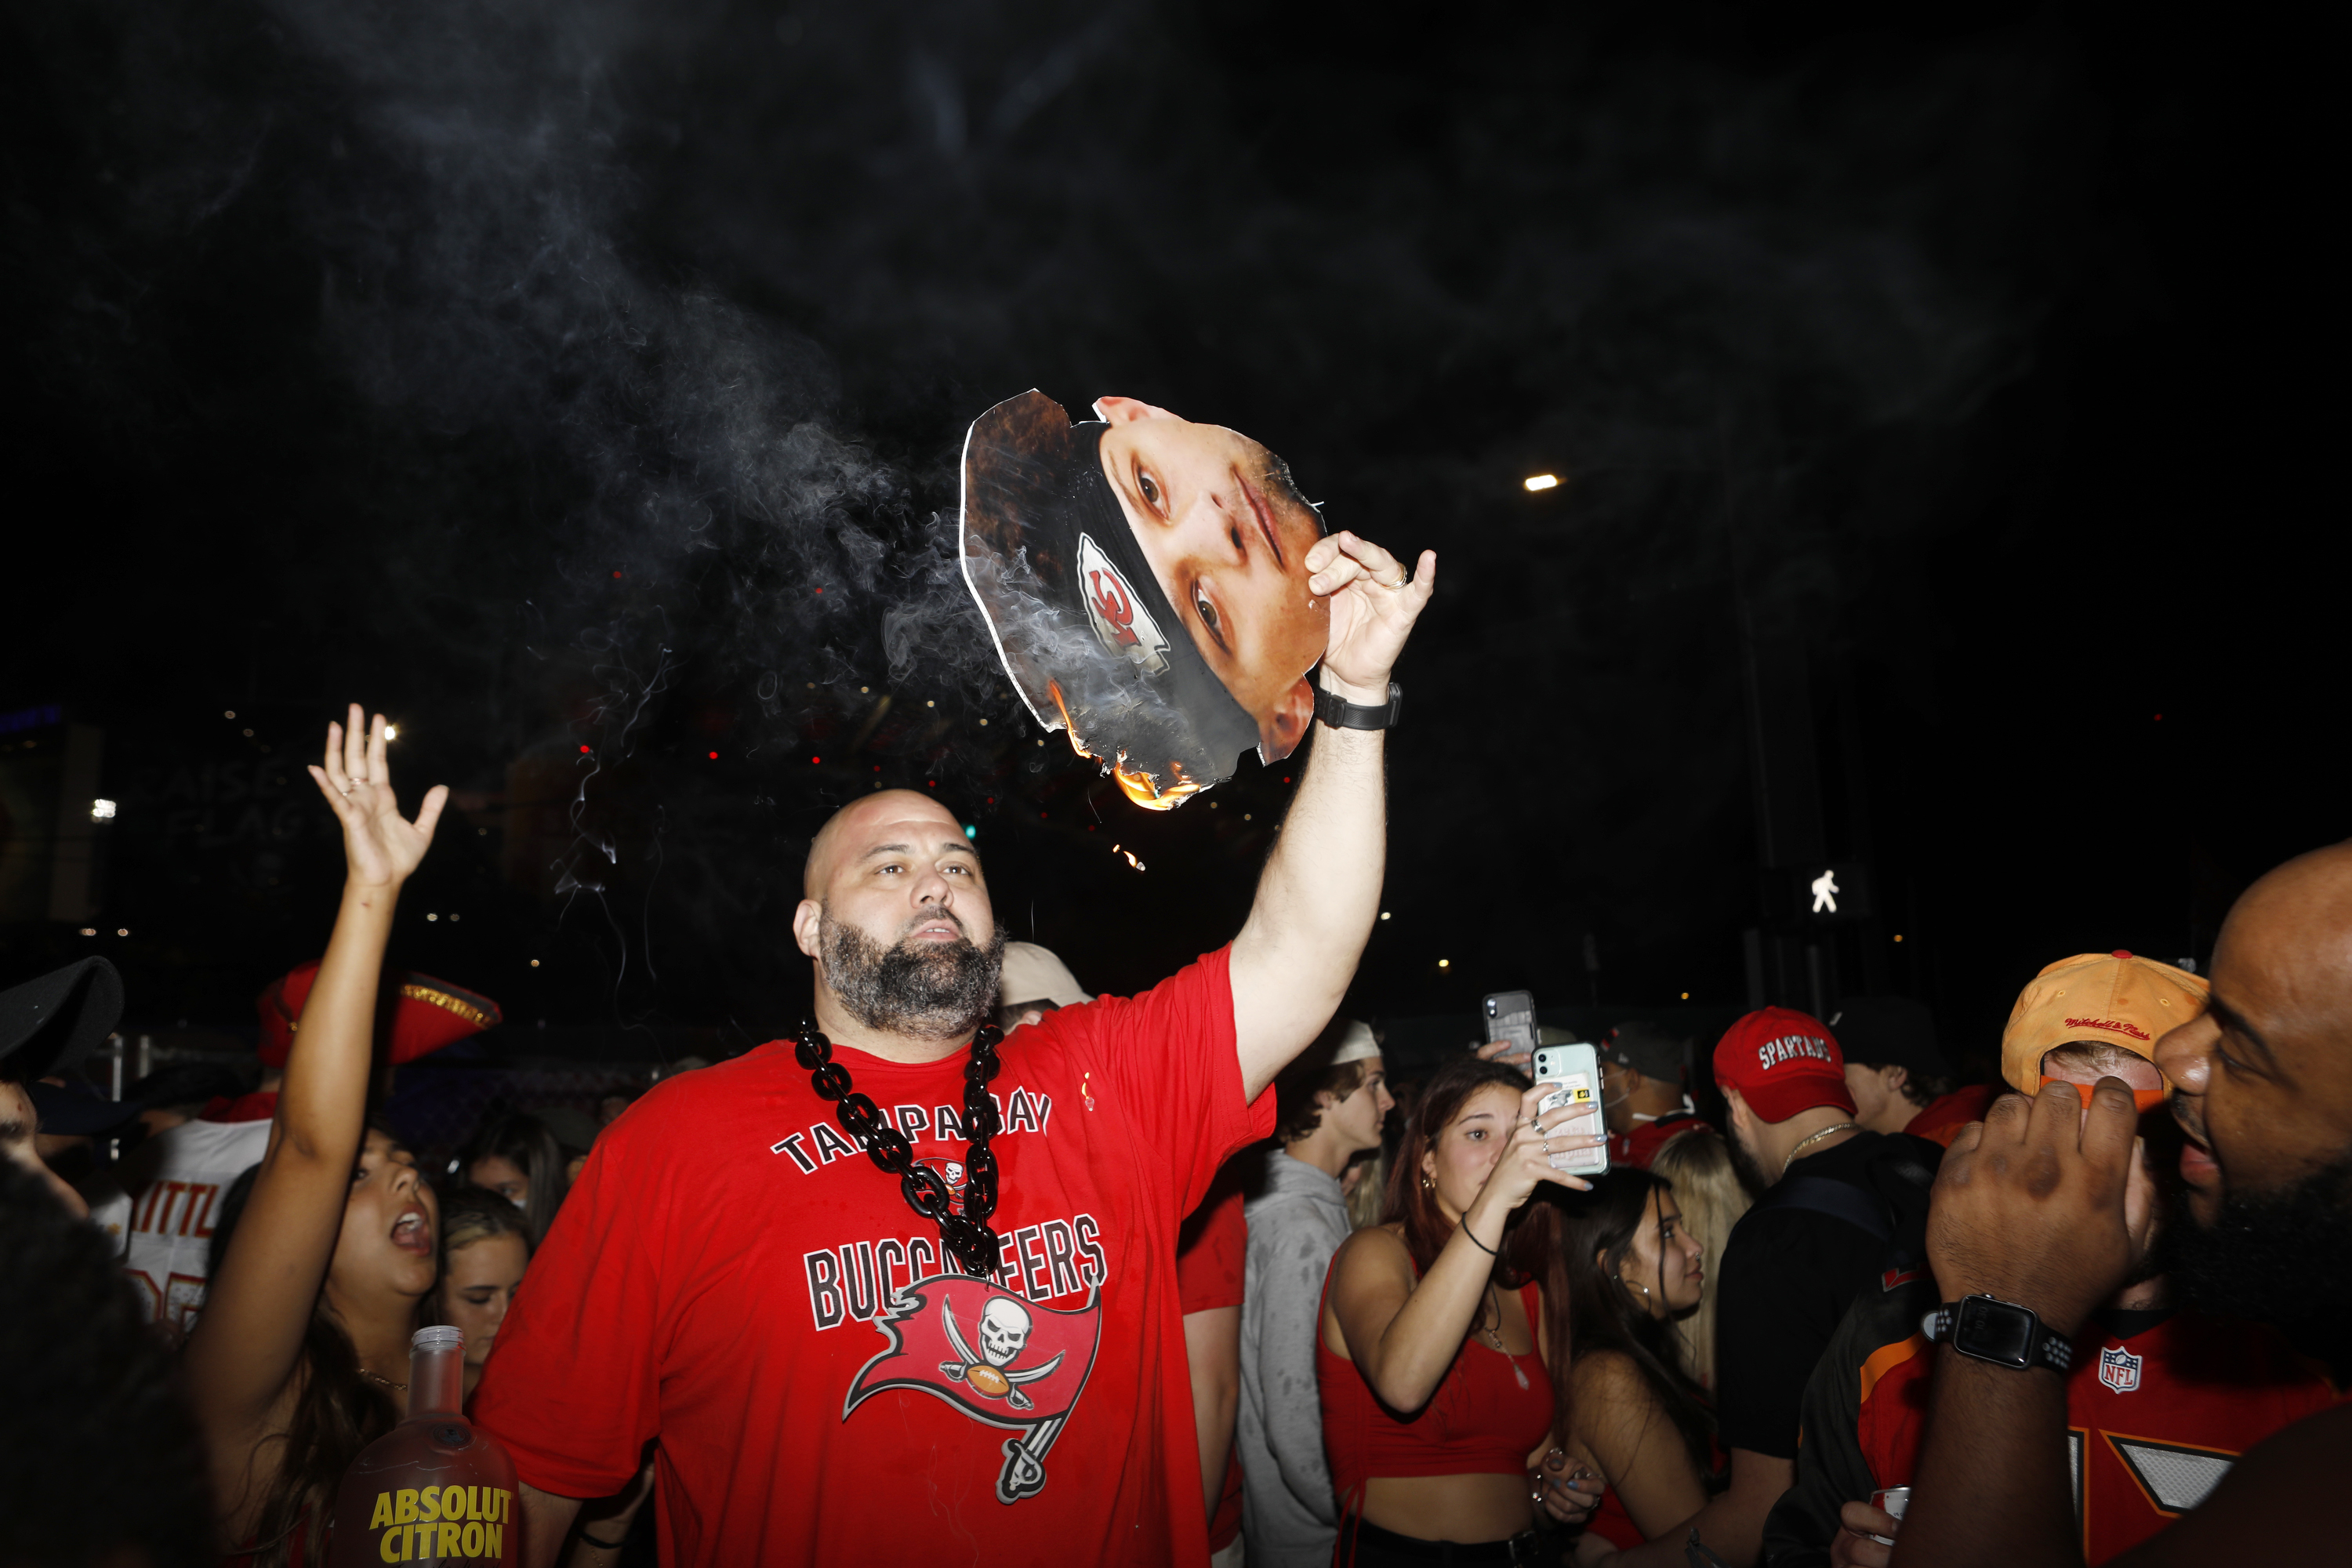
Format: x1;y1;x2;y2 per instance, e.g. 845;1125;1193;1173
1711;1006;1857;1123
1999;950;2207;1111
256;961;502;1068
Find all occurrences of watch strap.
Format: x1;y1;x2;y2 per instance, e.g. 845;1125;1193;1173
1313;679;1403;731
1923;1296;2074;1374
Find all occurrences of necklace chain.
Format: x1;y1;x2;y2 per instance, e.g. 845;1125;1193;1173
1781;1120;1862;1178
796;1020;1005;1276
361;1368;408;1392
1476;1283;1532;1390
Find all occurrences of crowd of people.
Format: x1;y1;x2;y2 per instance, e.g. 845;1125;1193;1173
4;531;2347;1568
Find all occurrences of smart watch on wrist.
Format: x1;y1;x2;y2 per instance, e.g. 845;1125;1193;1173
1312;677;1403;731
1923;1294;2074;1374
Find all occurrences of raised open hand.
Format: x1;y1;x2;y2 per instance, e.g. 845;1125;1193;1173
305;704;446;889
1306;531;1437;699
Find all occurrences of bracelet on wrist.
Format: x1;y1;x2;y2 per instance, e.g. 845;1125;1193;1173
579;1530;629;1551
1460;1219;1499;1257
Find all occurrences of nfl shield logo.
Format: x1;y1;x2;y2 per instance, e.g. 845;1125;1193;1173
2098;1345;2142;1392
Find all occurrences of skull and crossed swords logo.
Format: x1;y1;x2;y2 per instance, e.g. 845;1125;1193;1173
939;1295;1065;1411
844;1276;1103;1504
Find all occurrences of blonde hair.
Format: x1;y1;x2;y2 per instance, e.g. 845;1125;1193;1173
1344;1145;1388;1231
1647;1129;1751;1392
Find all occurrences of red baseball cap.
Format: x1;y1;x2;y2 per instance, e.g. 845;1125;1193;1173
1711;1006;1857;1123
256;961;501;1068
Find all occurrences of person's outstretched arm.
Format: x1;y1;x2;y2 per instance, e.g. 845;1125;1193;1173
184;708;445;1532
1231;531;1434;1099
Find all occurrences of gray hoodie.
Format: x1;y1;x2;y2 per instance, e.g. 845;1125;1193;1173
1238;1149;1352;1568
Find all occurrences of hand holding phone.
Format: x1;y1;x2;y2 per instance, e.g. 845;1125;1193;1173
1481;990;1537;1067
1530;1042;1610;1178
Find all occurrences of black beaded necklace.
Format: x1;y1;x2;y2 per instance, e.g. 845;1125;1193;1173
795;1019;1005;1276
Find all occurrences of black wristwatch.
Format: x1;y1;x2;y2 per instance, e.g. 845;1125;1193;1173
1922;1294;2074;1374
1313;678;1403;731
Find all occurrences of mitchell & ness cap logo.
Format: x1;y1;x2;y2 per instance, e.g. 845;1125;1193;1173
1076;532;1171;676
2063;1015;2152;1042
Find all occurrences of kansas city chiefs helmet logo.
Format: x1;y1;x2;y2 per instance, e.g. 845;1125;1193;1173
844;1276;1102;1504
1076;533;1171;675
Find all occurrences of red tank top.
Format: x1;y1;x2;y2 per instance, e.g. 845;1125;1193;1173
1318;1270;1555;1510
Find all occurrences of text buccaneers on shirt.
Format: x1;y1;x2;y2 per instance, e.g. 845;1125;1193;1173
472;946;1272;1568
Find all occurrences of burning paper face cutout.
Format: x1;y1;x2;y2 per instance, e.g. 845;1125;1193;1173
960;390;1328;808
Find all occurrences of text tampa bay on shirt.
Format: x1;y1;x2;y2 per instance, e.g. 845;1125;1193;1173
778;1084;1106;1504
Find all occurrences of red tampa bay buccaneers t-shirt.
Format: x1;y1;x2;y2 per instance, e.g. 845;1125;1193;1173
472;946;1272;1567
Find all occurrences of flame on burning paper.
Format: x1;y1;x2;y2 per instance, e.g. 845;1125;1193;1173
1110;844;1145;873
1046;681;1203;811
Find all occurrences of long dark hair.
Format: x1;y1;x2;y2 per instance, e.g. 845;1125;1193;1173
456;1108;569;1247
1555;1167;1719;1483
1381;1057;1577;1448
209;1119;409;1567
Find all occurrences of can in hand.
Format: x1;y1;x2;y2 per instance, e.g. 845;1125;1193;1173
1866;1486;1911;1548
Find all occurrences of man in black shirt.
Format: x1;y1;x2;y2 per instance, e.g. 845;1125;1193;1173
1697;1007;1940;1565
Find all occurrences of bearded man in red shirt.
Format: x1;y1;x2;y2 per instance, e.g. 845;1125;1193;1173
476;528;1441;1568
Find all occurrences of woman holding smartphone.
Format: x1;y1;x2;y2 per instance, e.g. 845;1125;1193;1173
1318;1057;1608;1566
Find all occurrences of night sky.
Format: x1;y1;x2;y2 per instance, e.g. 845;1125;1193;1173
3;1;2336;1070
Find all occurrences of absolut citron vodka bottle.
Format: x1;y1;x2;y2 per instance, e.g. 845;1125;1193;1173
330;1326;519;1565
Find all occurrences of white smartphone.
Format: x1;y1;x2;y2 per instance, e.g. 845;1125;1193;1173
1530;1042;1610;1178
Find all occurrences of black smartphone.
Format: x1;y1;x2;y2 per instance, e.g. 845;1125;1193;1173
1482;990;1537;1065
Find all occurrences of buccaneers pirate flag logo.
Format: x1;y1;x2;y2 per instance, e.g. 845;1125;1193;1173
844;1276;1103;1504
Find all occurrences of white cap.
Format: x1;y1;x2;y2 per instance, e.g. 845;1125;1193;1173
1000;942;1091;1009
1330;1020;1381;1065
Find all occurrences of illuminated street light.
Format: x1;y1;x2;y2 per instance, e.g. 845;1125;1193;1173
1523;474;1559;492
91;799;117;821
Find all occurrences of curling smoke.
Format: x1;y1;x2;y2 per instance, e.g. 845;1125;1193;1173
13;0;2122;1014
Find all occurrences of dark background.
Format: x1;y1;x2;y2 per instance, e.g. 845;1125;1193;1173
2;0;2336;1073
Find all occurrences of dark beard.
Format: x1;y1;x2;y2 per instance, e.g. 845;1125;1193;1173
2159;1148;2352;1327
1723;1132;1772;1200
821;912;1007;1041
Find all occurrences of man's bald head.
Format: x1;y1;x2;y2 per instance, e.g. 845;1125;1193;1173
791;789;1000;1054
804;790;970;900
2222;841;2352;1005
2154;840;2352;1319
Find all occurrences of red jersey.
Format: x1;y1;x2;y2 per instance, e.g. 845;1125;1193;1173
1178;1175;1247;1316
1901;1083;1999;1148
1177;1172;1248;1552
1608;1109;1708;1171
1854;1310;2334;1562
472;948;1272;1567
